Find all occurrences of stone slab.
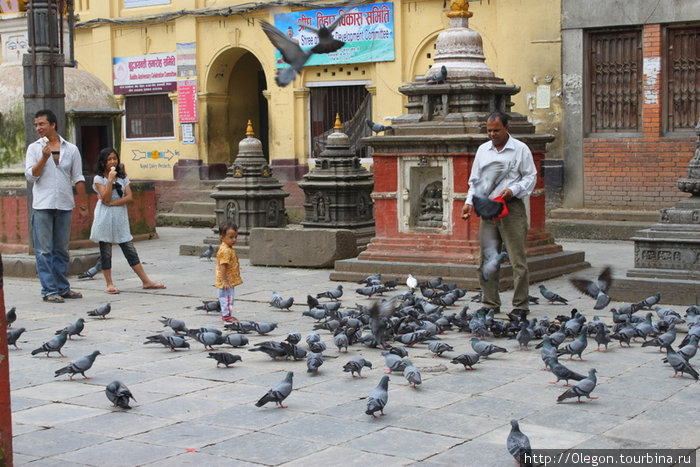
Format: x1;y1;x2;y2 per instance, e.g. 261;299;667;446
249;227;358;268
2;250;100;278
612;276;700;305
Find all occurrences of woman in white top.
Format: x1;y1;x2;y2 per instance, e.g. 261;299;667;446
90;147;165;294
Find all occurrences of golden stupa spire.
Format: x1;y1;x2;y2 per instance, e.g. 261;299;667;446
447;0;473;18
245;120;255;136
334;113;343;131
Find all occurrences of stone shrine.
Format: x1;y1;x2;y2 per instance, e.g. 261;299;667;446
332;0;587;286
298;115;374;249
208;121;288;251
614;118;700;304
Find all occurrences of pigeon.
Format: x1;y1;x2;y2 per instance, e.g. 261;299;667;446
365;375;390;417
333;332;349;352
570;266;612;310
54;350;101;379
7;327;26;349
105;380;136;409
383;277;399;289
78;260;102;279
343;357;373;377
671;335;699;362
160;316;188;334
297;5;357;54
548;360;586;386
538;285;568;305
366;119;393;135
260;20;313;87
356;285;387;297
31;330;68;357
539;335;559;369
428;341;453;357
87;302;111;319
506;420;533;467
426;65;447;84
271;296;294;311
516;321;535;351
536;329;565;349
594;322;611;352
306;294;320;310
308;340;327;353
280;341;307;360
303;308;328;321
482;248;508;282
195;300;220;313
306;352;324;373
317;285;343;301
381;350;408;373
450;352;480;370
6;306;16;327
641;323;676;351
253;322;278;335
470;337;507;358
368;297;399;349
557;368;598;403
199;244;214;261
189;330;225;350
556;326;588;361
406;274;418;292
223;333;249;347
55;318;85;340
663;345;699;380
402;361;422;388
611;324;636;348
256;371;294;408
285;332;302;345
470;160;509;220
143;334;190;351
632;292;661;311
248;341;288;360
270;290;283;305
387;345;409;358
208;352;242;367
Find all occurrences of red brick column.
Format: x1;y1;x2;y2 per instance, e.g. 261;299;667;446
642;24;662;136
0;255;14;467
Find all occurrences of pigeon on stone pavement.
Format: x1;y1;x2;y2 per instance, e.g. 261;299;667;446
334;332;349;352
632;292;661;311
271;296;294;311
538;285;568;305
105;380;136;409
539;335;559;369
451;352;480;370
365;375;390;417
78;260;102;279
208;352;242;367
406;274;418;292
343;357;373;377
402;361;422;388
160;316;188;334
381;350;408;373
306;352;324;373
280;341;307;360
253;322;278;335
54;350;101;379
641;323;676;351
223;333;249;347
548;360;586;386
199;244;214;261
7;327;26;349
470;337;507;358
285;332;302;345
306;294;320;310
248;341;288;360
557;326;589;361
256;371;294;408
87;302;111;319
55;318;85;339
195;300;220;313
594;322;611;352
669;335;699;362
516;321;535;351
428;341;453;357
188;330;225;350
143;334;190;351
507;419;533;466
31;330;68;357
5;306;16;327
570;266;612;310
316;284;343;301
663;345;699;380
557;368;598;403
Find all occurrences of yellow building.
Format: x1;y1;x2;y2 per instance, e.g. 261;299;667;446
69;0;562;181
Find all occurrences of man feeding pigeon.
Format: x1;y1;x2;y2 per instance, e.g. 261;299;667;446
461;111;537;318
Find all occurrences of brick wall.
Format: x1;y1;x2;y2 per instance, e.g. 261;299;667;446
582;23;696;209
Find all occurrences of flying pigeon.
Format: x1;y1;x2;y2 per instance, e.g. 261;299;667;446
366;119;393;135
87;302;111;319
506;419;532;466
160;316;189;334
402;361;422;388
343;357;373;378
450;352;480;370
54;350;101;379
208;352;242;367
538;285;568;305
31;330;68;357
297;5;358;54
365;375;390;417
426;65;447;84
470;160;510;220
260;20;314;87
105;380;136;409
55;318;86;340
78;260;102;279
557;368;598;403
256;371;294;408
6;306;17;327
470;337;507;358
570;266;613;310
369;297;400;349
199;244;214;261
7;327;26;349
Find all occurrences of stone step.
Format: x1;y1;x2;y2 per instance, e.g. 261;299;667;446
172;201;216;215
549;208;658;222
546;218;655;241
156;212;216;228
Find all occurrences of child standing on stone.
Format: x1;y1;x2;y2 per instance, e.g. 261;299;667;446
216;221;242;322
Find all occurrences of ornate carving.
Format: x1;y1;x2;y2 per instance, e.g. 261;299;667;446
266;200;279;225
225;201;238;224
417;181;444;227
417;156;430;167
313;192;330;222
658;208;700;224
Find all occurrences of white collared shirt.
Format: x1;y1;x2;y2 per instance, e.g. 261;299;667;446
465;135;537;205
25;136;85;210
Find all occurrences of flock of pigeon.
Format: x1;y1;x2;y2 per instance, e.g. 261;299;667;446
6;263;700;461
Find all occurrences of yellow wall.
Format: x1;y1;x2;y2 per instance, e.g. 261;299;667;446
72;0;562;180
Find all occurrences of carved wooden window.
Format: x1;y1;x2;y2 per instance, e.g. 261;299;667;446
664;25;700;133
585;28;642;133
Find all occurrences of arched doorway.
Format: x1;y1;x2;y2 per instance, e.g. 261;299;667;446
204;47;268;165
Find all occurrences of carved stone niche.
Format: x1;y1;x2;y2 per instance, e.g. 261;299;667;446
398;155;453;233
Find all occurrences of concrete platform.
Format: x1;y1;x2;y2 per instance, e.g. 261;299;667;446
249;228;358;268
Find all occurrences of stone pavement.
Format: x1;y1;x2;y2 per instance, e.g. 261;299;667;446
4;227;699;466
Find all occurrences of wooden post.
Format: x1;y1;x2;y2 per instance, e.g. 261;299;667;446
0;254;13;466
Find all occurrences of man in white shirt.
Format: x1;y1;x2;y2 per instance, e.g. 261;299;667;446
462;111;537;317
25;109;88;303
